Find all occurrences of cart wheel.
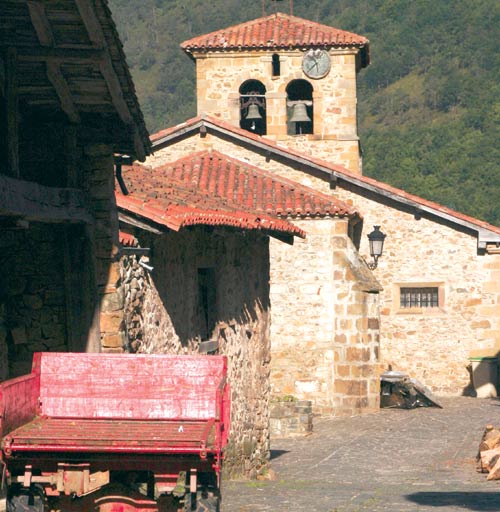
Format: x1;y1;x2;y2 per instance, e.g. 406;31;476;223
184;491;220;512
6;485;47;512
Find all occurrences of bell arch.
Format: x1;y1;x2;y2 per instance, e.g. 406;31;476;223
286;79;313;135
239;80;267;135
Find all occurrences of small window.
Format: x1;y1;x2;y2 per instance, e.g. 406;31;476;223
198;268;216;341
272;54;280;77
400;287;439;309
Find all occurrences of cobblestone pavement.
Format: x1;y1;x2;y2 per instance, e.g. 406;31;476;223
1;397;498;511
223;397;500;511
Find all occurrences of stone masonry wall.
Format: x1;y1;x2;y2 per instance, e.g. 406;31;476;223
148;134;499;396
270;218;380;416
193;49;361;173
120;228;272;478
335;193;500;396
148;137;381;415
81;143;125;353
0;224;68;378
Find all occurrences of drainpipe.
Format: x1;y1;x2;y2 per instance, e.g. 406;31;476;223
115;155;129;195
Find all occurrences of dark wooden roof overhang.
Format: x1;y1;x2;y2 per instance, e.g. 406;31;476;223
0;0;150;160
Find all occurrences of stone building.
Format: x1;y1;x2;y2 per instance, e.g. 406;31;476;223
116;150;380;476
0;0;150;379
138;11;500;408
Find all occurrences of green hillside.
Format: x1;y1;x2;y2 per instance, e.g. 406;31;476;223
109;0;500;226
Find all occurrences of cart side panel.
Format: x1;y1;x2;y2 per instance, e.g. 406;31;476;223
0;372;40;437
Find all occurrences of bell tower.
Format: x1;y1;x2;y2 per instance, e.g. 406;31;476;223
181;13;369;174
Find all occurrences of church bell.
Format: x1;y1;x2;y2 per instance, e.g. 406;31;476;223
245;103;262;120
289;102;311;123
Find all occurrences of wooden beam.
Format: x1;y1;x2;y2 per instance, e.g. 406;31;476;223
0;174;91;223
118;212;164;235
75;0;107;48
46;61;80;123
6;47;19;178
74;0;132;123
74;0;141;154
17;47;104;62
99;55;132;124
27;1;55;47
133;126;146;162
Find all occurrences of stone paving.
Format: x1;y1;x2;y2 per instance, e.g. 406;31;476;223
223;397;500;511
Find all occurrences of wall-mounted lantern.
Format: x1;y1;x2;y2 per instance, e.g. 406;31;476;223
367;225;386;269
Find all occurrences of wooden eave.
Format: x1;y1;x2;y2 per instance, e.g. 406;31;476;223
0;0;150;160
152;116;500;249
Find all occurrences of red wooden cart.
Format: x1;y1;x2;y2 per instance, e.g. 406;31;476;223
0;352;230;512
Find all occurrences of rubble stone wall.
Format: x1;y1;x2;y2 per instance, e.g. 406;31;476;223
120;228;272;478
0;224;68;378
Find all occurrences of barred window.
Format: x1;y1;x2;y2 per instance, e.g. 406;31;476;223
400;287;439;308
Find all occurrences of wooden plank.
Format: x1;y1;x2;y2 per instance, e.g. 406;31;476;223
0;173;91;223
46;61;80;122
17;46;104;62
6;47;19;178
35;353;227;420
0;372;40;437
27;1;55;46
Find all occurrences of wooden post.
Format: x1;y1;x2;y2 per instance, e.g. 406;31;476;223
6;47;19;178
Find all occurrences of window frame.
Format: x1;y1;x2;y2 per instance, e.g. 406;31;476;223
393;282;446;315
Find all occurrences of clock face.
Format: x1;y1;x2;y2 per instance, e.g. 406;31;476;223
302;49;331;79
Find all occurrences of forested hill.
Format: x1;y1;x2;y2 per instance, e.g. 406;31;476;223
108;0;500;226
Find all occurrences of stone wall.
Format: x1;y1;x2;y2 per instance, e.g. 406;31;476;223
148;132;500;397
148;136;381;416
81;143;125;353
338;196;500;396
0;224;68;378
120;228;272;478
193;49;361;173
270;218;381;416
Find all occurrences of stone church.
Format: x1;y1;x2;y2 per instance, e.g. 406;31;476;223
119;10;500;435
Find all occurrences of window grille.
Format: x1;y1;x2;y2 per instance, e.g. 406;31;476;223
400;287;439;308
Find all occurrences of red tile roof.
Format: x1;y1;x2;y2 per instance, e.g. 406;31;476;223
149;115;500;241
181;12;369;65
119;231;138;247
117;150;360;238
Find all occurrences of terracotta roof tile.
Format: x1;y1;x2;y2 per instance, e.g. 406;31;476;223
181;12;369;64
149;115;500;238
117;150;360;238
119;231;138;247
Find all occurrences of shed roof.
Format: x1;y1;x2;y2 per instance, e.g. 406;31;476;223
1;0;150;159
117;150;360;240
181;12;369;67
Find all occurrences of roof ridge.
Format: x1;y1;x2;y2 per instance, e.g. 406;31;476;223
149;115;500;237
